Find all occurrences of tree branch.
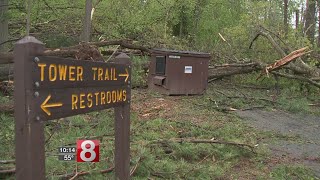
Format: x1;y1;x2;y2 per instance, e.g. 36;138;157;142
0;38;20;46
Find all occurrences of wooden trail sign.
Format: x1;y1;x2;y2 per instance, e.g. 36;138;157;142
30;56;131;121
14;36;131;180
32;56;130;89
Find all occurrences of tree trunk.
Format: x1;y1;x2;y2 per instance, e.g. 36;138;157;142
284;0;289;36
26;0;32;35
295;9;299;30
192;0;202;43
304;0;317;45
81;0;92;42
0;0;8;51
192;0;208;46
317;0;320;47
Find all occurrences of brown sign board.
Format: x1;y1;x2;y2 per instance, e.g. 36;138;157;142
31;56;130;89
30;86;130;121
27;56;131;121
14;36;131;180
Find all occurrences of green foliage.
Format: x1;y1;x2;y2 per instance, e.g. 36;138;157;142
1;83;319;179
207;73;320;116
2;1;320;178
130;55;149;87
0;89;263;179
6;0;312;62
0;113;15;180
0;114;14;147
277;95;310;113
130;115;254;179
42;34;79;48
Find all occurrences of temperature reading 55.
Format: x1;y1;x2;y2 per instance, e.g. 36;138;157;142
58;154;75;161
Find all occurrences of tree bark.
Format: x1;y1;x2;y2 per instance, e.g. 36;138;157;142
208;63;263;80
304;0;317;44
192;0;203;42
295;9;299;30
81;0;92;42
284;0;289;36
0;0;8;51
317;0;320;47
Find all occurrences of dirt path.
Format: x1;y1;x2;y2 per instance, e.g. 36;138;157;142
236;109;320;177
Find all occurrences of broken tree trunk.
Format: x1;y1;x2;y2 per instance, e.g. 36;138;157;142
250;27;320;77
257;47;310;79
208;47;320;88
208;62;263;80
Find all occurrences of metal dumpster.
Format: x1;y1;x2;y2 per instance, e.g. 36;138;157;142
148;49;210;95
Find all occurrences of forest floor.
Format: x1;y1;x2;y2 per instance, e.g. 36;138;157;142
131;76;320;179
206;77;320;179
1;75;320;179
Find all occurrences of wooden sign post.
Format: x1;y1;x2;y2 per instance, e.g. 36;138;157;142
14;36;131;180
14;36;46;180
113;54;131;180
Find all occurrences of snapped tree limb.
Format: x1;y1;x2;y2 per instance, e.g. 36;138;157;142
250;27;319;76
257;47;310;79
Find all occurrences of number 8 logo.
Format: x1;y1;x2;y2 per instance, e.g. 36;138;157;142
77;140;100;162
80;140;96;161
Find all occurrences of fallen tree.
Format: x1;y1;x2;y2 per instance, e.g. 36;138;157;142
208;62;263;81
208;26;320;88
0;33;319;90
0;40;149;80
208;47;320;88
0;39;150;64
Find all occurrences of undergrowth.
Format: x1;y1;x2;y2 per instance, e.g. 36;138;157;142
0;82;318;179
228;73;320;115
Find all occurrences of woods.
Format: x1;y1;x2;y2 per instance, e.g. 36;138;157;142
0;0;8;52
0;0;320;90
1;1;320;179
